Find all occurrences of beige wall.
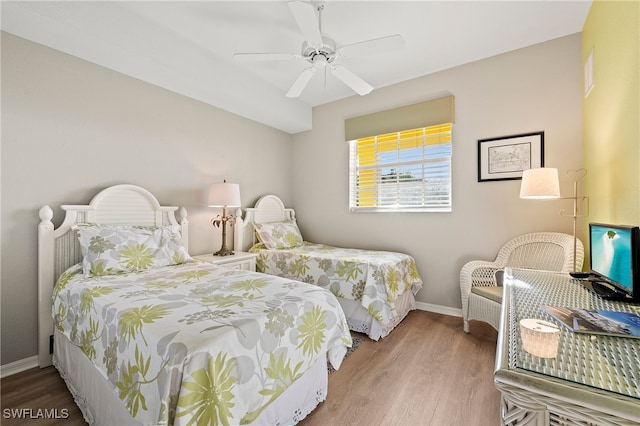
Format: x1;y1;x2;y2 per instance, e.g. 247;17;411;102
582;0;640;265
1;31;589;366
291;34;585;309
0;32;294;365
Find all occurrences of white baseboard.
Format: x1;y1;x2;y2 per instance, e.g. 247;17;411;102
1;356;38;378
415;301;462;318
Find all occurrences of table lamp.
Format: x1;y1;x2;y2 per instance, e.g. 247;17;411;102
208;180;241;256
520;167;589;278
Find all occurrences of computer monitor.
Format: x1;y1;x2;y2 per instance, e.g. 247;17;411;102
588;222;640;302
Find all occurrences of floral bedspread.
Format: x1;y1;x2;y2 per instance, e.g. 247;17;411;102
249;242;423;327
52;262;351;425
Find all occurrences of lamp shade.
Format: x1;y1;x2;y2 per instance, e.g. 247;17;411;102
208;182;241;207
520;168;561;199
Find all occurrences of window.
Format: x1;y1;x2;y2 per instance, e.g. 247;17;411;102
349;123;452;212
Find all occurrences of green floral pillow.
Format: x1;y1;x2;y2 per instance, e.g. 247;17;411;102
74;224;192;277
254;221;303;250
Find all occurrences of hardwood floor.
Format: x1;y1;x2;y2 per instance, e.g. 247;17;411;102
1;311;499;426
1;365;85;425
303;311;500;426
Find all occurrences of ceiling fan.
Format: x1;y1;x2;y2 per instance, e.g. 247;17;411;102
234;1;405;98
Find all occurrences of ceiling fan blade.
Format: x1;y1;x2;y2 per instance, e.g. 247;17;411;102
288;1;322;47
338;34;405;58
331;65;373;96
233;53;301;62
286;67;316;98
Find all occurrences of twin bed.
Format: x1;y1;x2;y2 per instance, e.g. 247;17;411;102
38;185;351;425
235;195;423;341
38;185;423;425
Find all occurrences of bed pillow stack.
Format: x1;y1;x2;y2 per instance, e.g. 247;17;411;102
74;224;192;278
254;221;303;249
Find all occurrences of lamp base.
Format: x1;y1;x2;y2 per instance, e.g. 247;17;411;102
213;248;235;257
213;216;234;257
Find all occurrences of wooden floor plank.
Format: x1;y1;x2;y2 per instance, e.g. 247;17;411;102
0;311;499;425
1;366;85;425
303;311;500;426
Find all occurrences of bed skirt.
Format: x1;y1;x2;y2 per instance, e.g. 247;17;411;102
339;290;416;340
53;330;329;425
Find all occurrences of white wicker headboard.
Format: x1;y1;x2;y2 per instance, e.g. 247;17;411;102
37;184;188;367
236;195;295;252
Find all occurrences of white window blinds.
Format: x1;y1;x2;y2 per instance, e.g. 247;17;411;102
349;123;452;212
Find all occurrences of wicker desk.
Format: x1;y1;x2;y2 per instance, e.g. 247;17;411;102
495;268;640;425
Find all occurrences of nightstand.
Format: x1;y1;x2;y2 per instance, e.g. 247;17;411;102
193;252;257;272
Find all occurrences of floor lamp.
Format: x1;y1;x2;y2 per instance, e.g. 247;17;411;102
520;167;589;278
209;181;241;256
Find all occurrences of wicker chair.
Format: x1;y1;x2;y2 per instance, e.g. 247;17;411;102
460;232;584;333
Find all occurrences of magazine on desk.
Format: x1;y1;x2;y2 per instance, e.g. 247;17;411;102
542;306;640;339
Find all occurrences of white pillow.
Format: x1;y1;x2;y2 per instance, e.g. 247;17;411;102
74;224;192;277
254;221;303;250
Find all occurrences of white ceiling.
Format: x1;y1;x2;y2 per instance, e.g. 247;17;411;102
1;1;592;134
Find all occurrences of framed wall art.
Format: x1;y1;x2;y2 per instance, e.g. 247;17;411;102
477;131;544;182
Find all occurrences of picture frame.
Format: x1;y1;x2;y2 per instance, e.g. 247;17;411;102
477;131;544;182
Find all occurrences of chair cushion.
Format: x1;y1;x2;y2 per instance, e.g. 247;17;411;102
471;285;504;304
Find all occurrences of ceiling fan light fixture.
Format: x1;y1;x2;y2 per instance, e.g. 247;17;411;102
311;53;329;68
234;1;404;98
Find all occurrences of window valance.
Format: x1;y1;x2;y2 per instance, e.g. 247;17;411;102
344;95;455;141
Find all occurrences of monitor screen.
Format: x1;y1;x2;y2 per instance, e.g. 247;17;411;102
589;223;638;295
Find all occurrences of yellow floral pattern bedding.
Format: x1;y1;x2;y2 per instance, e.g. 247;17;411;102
249;242;423;327
52;262;351;425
